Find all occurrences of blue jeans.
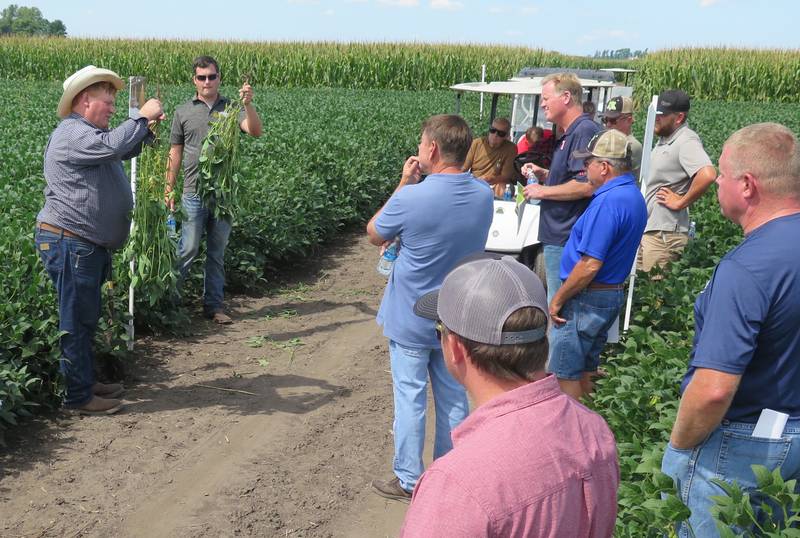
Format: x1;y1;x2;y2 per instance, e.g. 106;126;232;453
177;193;232;313
389;340;469;492
548;289;624;380
35;229;111;407
542;244;564;305
662;419;800;537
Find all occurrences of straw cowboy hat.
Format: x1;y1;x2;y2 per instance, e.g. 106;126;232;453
57;65;124;118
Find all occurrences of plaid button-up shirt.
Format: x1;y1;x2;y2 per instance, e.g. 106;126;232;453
38;113;152;249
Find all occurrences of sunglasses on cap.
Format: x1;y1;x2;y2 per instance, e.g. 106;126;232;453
435;320;445;340
195;74;218;81
489;127;508;137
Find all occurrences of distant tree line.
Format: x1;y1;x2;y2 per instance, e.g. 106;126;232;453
1;4;66;37
593;48;648;59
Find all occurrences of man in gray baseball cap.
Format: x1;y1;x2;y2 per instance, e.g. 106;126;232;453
400;255;619;537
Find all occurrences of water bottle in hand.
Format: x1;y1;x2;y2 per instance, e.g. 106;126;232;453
166;213;177;238
525;169;540;205
377;239;400;277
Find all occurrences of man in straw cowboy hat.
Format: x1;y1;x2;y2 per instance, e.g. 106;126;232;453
35;65;164;415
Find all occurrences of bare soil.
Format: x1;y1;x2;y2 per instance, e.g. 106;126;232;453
0;230;418;538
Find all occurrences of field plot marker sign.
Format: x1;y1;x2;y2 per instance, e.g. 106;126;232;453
623;94;659;332
127;76;146;351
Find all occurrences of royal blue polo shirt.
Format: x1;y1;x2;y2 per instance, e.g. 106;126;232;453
538;114;601;246
559;173;647;283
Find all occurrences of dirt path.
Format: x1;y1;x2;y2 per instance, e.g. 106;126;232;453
0;231;422;538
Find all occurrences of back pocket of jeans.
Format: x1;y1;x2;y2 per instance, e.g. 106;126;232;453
715;431;791;488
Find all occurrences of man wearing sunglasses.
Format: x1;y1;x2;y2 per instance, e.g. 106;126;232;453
462;117;519;197
549;130;646;401
366;114;494;503
599;96;642;181
166;55;263;324
401;255;619;537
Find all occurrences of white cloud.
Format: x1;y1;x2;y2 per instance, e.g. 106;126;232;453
520;5;539;15
578;29;631;43
431;0;464;10
378;0;420;6
488;5;509;14
288;0;320;4
700;0;721;6
324;8;335;15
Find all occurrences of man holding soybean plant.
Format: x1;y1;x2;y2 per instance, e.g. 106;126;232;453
663;123;800;537
36;65;164;415
166;55;263;325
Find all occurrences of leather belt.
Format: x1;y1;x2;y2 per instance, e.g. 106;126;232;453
587;281;624;290
37;221;81;239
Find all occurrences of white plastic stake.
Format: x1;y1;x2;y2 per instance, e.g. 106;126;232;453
479;64;486;119
126;76;146;351
623;95;659;332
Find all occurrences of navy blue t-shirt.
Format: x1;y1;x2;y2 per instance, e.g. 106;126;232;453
681;213;800;422
538;114;601;246
559;173;646;283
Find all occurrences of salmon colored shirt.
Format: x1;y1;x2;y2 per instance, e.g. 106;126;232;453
400;375;619;538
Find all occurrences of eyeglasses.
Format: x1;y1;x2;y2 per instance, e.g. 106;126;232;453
602;114;631;126
489;127;508;137
195;74;218;81
435;320;445;340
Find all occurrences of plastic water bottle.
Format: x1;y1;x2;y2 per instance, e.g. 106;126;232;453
525;170;540;205
166;213;177;238
503;184;514;201
688;221;696;240
377;239;400;277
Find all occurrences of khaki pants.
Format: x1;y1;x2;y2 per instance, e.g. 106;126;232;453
637;231;689;272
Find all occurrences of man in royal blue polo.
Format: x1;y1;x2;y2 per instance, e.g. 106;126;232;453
522;72;601;303
548;130;647;400
366;114;494;502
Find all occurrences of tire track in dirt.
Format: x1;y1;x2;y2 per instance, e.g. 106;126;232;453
0;232;414;538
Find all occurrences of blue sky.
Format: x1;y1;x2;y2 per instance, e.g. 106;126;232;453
18;0;797;56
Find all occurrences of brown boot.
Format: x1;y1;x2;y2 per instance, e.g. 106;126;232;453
64;396;123;416
92;382;125;399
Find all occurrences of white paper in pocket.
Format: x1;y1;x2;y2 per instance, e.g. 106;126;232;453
752;409;789;439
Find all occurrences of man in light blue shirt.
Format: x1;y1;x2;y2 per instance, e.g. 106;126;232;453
366;114;494;501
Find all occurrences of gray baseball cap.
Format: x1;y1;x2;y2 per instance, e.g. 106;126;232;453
414;254;548;345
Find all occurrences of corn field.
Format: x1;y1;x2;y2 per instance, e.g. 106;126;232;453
634;47;800;103
0;36;623;89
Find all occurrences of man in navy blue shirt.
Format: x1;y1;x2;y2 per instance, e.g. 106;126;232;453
523;73;601;304
366;115;494;502
663;123;800;537
546;130;646;400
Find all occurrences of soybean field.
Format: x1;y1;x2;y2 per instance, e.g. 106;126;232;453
2;41;800;535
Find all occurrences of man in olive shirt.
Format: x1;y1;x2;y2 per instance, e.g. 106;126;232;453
166;55;263;324
462;117;519;197
639;90;716;273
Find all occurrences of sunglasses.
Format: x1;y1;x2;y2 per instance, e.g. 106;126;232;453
435;320;445;340
489;127;508;137
195;74;218;81
602;117;618;125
